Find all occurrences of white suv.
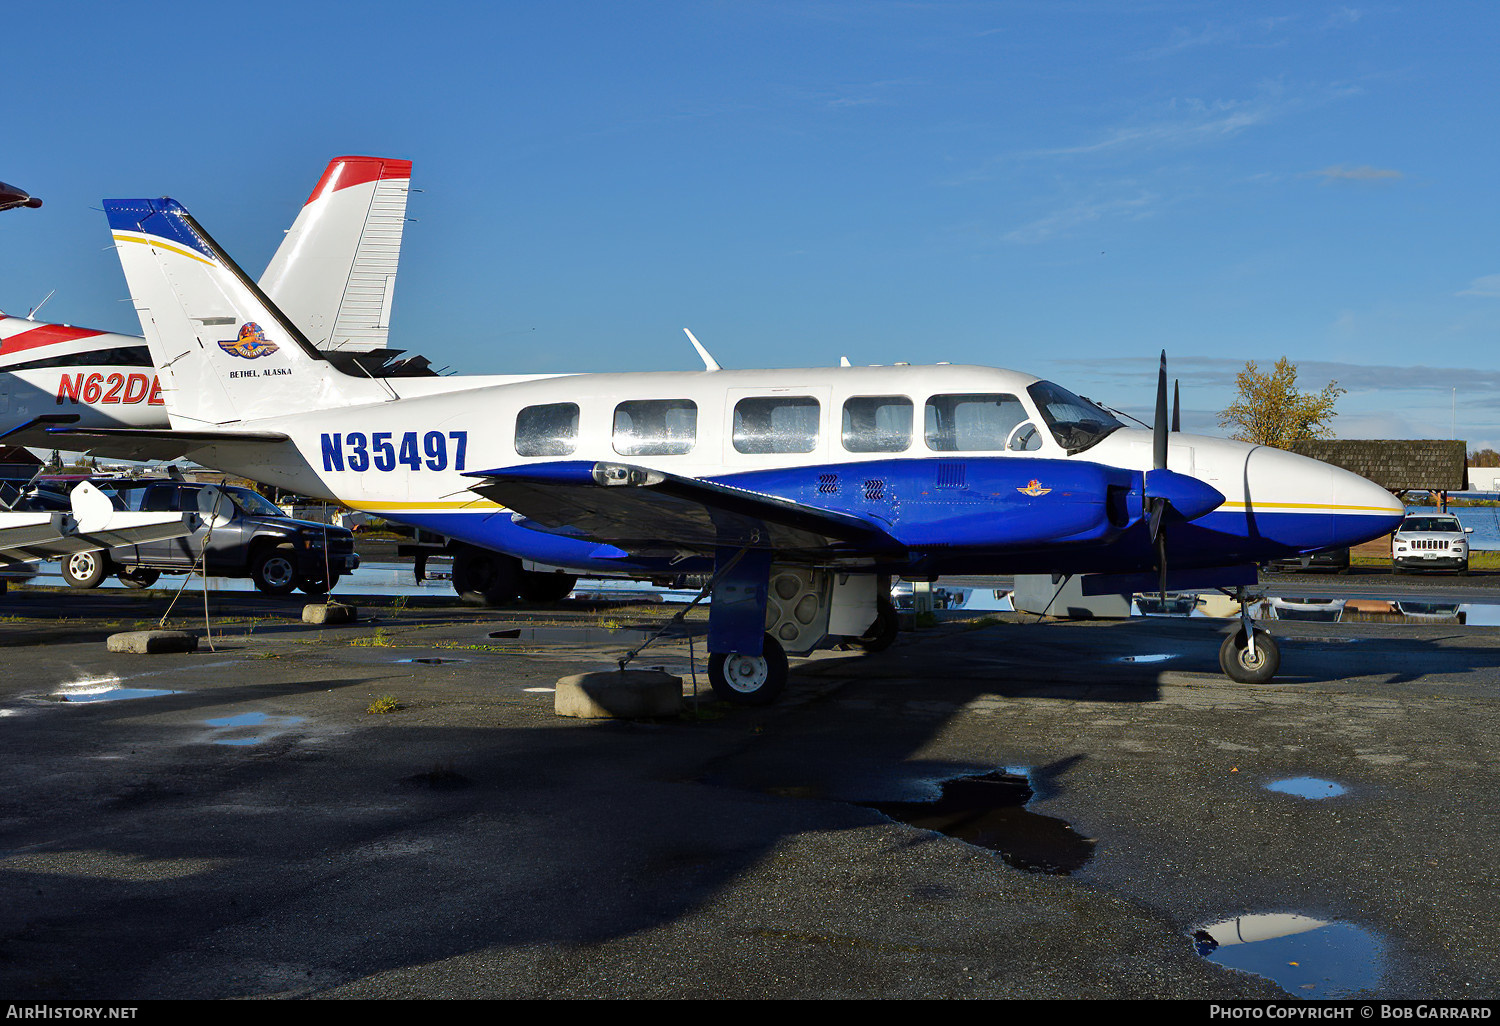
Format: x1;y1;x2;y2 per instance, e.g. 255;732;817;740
1391;513;1472;574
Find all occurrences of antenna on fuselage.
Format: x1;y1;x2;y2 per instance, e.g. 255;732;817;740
683;328;721;372
26;289;55;321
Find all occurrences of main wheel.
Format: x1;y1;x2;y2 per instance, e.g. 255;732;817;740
452;546;520;606
251;547;298;596
1218;627;1280;684
517;570;578;603
62;550;110;589
117;568;160;590
708;633;789;706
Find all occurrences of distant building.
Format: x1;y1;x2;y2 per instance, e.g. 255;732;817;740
1290;439;1467;508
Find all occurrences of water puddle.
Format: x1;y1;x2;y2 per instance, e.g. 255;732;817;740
204;711;304;746
1265;777;1347;799
488;626;653;645
860;770;1095;875
57;677;180;703
397;657;467;665
1193;913;1383;998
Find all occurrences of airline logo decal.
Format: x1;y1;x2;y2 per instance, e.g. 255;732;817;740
1017;479;1052;496
218;322;280;359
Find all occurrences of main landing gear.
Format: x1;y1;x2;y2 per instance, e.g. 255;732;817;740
707;633;789;706
618;552;892;708
1218;586;1281;684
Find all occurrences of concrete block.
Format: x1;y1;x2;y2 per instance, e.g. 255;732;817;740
555;670;682;719
106;630;199;654
303;602;358;625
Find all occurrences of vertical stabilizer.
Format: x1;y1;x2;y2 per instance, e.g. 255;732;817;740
259;156;412;352
105;198;389;428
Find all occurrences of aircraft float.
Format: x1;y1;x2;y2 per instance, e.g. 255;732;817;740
54;195;1403;703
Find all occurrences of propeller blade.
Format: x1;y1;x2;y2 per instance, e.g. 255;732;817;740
1172;379;1180;433
1146;496;1167;543
1156;530;1168;600
1154;351;1168;471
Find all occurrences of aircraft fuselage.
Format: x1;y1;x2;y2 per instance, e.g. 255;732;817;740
190;362;1403;578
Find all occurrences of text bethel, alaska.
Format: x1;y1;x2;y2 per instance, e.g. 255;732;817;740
227;368;293;379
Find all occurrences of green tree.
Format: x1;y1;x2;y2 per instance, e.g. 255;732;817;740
1217;357;1345;448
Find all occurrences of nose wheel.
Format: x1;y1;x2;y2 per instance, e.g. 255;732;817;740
1219;587;1280;683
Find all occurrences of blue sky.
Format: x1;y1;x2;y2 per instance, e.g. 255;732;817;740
4;1;1498;447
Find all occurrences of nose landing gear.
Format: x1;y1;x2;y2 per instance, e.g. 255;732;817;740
1219;586;1280;683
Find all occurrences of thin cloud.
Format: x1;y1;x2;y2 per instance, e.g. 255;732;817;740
1458;274;1500;298
1027;98;1273;159
1310;164;1404;182
1001;192;1159;244
1052;355;1500;393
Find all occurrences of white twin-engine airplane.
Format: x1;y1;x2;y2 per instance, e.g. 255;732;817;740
78;196;1404;704
0;156;419;457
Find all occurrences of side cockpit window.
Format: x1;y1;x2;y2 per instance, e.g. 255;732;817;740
613;399;697;456
924;393;1028;451
842;396;913;453
733;396;820;454
516;402;580;457
1026;381;1122;454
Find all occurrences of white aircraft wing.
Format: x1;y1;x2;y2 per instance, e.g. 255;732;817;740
0;483;192;567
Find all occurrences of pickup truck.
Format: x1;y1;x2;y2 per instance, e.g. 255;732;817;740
60;482;359;595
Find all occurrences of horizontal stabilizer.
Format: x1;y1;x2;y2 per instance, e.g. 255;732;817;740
45;426;291;464
467;461;903;556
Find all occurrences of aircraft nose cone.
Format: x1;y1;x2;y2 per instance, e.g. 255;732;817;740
1245;445;1403;552
1330;465;1405;545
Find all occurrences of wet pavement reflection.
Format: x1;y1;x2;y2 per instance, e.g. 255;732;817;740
860;771;1096;875
1193;913;1384;998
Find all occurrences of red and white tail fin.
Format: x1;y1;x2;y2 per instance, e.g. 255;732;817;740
259;156;412;353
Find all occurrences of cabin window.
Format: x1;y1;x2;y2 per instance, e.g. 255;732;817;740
733;396;821;454
841;396;913;453
515;402;579;457
924;393;1028;452
613;399;697;456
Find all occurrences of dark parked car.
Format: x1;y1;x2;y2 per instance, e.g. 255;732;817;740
60;482;359;595
1267;546;1351;574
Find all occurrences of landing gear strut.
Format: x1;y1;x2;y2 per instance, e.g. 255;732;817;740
1219;586;1280;683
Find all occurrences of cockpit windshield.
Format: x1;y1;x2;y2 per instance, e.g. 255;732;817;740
1025;380;1123;454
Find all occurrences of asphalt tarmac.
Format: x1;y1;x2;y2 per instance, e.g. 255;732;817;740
2;579;1499;1000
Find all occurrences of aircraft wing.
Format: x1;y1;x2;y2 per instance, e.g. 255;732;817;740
0;483;192;567
467;461;904;558
43;426;290;463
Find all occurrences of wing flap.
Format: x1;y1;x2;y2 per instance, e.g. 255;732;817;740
467;461;902;556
